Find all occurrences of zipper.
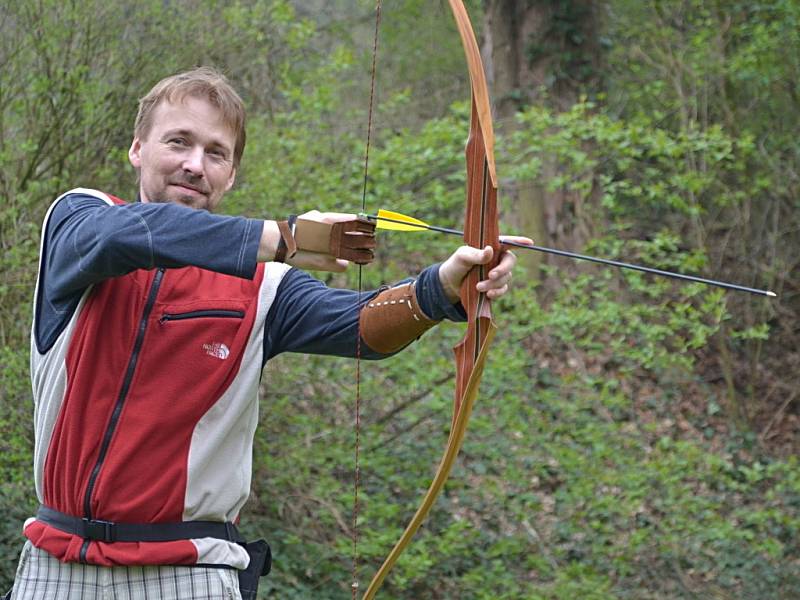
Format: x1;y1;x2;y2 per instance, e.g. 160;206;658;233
79;268;165;562
159;309;244;323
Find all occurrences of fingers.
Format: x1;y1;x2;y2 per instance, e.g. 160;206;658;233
453;244;495;269
451;242;521;301
439;243;520;303
477;270;512;296
477;248;514;298
298;209;360;225
438;244;492;302
483;283;509;299
288;250;349;272
500;235;534;247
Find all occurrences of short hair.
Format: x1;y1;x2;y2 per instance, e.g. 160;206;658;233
134;67;246;168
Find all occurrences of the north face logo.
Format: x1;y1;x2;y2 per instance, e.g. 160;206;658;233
203;342;230;360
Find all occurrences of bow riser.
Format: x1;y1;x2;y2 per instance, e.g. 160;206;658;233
454;95;500;418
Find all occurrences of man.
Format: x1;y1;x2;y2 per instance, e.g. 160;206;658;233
8;67;524;599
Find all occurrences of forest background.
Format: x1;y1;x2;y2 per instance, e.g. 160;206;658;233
0;0;797;598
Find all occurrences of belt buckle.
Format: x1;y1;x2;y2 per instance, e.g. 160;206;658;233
82;518;116;543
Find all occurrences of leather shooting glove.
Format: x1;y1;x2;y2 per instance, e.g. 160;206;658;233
275;215;376;265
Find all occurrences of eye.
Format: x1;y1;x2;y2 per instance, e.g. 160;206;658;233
167;137;188;146
208;147;230;162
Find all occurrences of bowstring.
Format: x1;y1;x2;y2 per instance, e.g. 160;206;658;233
353;1;382;598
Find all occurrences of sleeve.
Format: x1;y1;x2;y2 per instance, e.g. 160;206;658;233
262;264;467;363
34;190;263;352
44;192;263;299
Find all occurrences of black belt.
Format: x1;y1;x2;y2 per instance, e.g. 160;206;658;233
36;505;245;544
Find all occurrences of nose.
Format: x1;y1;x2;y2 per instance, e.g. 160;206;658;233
182;145;205;177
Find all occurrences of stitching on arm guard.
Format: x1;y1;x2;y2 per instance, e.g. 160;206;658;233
359;281;439;354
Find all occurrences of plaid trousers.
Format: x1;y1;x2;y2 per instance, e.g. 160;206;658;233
9;541;242;600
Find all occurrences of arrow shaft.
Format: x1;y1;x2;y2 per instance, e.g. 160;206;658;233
500;240;774;297
366;213;775;298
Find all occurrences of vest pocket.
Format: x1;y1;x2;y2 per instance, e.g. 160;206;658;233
159;310;245;323
156;306;248;363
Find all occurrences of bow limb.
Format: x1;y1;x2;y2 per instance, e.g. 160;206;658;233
360;328;494;600
361;2;499;598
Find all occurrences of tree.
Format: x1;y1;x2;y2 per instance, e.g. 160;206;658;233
483;0;606;276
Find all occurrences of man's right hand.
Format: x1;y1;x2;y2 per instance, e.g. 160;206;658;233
259;211;376;272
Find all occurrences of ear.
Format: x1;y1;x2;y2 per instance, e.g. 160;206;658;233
225;167;236;192
128;138;142;168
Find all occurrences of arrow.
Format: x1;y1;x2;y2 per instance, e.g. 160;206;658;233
364;209;776;298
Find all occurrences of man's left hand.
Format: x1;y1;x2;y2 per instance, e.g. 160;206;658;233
438;235;533;304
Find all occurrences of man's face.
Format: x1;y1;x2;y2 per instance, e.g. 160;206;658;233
128;95;237;211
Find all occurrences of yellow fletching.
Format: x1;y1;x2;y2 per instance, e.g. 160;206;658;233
376;209;429;232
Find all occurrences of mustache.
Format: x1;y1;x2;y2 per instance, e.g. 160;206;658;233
170;177;209;194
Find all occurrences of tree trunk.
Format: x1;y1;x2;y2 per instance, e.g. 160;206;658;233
483;0;604;277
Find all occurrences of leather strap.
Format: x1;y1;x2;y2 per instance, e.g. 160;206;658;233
36;505;245;544
274;216;298;263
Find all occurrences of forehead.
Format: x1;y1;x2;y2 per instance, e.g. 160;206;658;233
149;95;235;146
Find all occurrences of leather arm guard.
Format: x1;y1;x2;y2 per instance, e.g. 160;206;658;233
359;282;439;354
275;215;376;265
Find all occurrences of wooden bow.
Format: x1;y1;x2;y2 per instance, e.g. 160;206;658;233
361;2;500;597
